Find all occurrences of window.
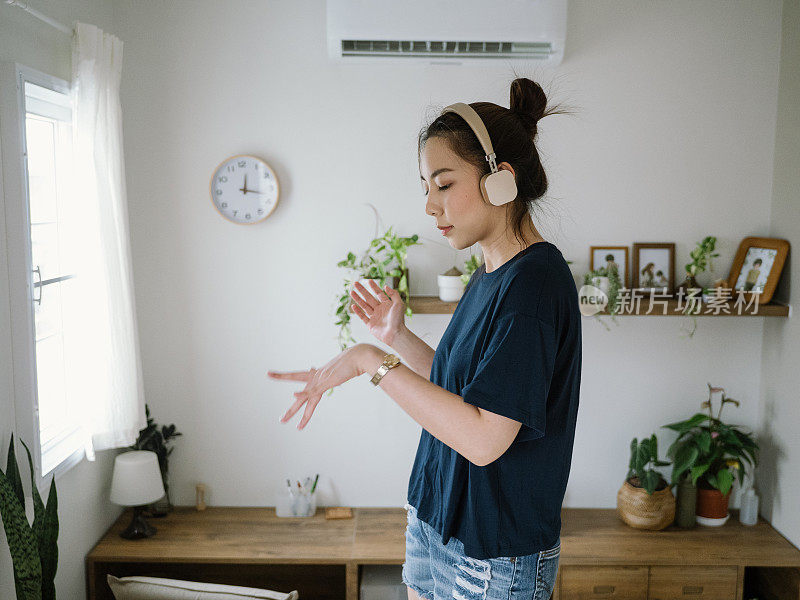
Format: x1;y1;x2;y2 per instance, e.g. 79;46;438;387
7;65;86;484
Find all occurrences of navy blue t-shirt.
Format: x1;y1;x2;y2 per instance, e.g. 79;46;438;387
406;240;582;560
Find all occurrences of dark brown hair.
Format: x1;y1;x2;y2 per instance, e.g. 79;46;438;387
418;76;572;245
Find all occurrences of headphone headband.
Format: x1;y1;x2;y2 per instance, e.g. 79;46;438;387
441;102;499;173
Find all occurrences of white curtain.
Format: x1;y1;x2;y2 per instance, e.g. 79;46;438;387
70;21;145;460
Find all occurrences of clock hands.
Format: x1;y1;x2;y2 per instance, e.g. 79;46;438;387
239;173;249;194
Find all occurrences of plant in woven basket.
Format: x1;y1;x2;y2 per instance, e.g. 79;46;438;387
662;383;758;497
626;434;672;495
0;433;59;600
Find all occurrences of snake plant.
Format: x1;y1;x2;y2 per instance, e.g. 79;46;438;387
0;433;59;600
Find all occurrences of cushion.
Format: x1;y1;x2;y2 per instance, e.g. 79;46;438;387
107;574;299;600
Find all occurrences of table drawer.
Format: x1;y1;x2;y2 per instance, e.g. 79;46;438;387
648;566;738;600
560;566;649;599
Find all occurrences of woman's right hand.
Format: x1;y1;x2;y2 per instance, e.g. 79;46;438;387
349;279;406;346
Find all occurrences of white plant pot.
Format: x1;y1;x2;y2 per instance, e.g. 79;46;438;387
437;274;466;302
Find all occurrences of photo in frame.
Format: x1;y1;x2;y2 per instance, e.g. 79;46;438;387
632;243;675;295
590;246;629;288
727;237;789;305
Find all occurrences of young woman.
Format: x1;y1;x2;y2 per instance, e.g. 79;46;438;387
268;77;582;600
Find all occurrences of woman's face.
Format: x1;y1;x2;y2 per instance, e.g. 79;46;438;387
419;136;491;250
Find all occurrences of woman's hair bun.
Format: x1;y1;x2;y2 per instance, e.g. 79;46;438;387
509;77;548;133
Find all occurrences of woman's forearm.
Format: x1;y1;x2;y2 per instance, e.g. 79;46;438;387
359;345;491;466
388;325;436;380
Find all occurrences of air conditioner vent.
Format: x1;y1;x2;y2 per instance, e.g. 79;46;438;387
340;40;555;59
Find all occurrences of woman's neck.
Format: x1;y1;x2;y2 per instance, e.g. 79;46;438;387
480;219;545;273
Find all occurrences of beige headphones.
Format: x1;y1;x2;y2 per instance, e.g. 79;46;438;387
440;102;518;206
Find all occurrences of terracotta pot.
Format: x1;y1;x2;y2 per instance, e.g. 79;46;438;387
616;478;675;530
696;484;731;519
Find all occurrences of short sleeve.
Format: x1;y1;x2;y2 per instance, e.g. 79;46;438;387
460;311;557;442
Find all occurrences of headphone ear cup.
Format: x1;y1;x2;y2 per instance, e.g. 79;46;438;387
481;170;518;206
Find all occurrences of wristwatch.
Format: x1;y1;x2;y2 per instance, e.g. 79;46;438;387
370;353;402;386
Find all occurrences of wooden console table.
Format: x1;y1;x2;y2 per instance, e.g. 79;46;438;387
86;506;800;600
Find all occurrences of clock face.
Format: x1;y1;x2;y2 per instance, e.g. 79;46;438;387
210;155;279;224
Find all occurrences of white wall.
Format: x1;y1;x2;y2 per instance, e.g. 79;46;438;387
0;1;123;598
113;0;786;516
0;1;794;597
759;0;800;550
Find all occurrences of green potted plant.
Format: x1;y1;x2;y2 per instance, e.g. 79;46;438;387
662;383;759;526
334;226;421;351
583;262;622;329
0;433;59;600
617;434;675;530
678;236;720;294
128;404;183;517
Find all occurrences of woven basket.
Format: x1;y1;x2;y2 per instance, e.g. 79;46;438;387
617;478;676;530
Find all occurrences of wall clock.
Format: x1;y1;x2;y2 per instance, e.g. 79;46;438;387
210;154;279;225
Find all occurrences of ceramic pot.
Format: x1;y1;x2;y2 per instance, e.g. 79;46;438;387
616;478;675;530
437;274;466;302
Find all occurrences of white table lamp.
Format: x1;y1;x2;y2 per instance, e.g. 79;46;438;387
110;450;166;539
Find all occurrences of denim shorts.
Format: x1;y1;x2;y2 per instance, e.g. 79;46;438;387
402;502;560;600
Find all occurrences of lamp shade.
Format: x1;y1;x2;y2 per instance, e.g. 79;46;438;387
110;450;166;506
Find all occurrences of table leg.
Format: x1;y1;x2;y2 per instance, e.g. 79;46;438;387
345;562;360;600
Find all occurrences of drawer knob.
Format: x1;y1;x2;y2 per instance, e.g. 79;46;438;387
593;585;616;594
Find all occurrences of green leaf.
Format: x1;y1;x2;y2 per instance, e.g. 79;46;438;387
0;468;42;598
642;470;660;495
662;413;708;433
40;477;59;600
6;434;25;509
690;463;710;486
671;444;699;483
697;430;712;454
19;440;46;559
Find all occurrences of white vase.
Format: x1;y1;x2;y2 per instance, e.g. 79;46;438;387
437;274;465;302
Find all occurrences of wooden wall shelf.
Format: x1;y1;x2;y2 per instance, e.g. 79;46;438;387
409;296;790;317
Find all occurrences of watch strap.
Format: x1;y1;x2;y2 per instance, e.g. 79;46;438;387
370;353;401;386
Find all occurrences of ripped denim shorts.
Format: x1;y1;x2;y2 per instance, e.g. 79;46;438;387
401;502;560;600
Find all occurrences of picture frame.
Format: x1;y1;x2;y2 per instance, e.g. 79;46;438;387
590;246;629;288
632;243;676;295
727;236;790;305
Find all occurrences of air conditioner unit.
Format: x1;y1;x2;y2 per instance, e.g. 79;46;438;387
326;0;567;66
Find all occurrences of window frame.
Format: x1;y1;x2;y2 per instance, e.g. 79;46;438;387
0;62;85;496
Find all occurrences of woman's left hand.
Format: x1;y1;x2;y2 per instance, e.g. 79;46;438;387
267;344;376;430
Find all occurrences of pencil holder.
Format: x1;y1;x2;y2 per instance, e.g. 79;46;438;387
276;488;317;517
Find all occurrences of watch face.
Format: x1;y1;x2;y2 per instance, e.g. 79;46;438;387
210;155;279;224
